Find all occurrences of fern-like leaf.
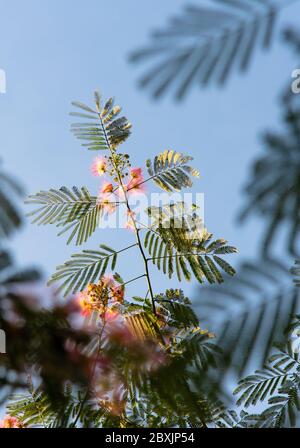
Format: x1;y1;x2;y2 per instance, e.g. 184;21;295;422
130;0;279;100
125;311;162;342
194;258;300;386
234;340;300;428
48;244;118;297
234;342;299;408
70;92;131;151
145;203;237;284
146;150;199;192
26;186;102;246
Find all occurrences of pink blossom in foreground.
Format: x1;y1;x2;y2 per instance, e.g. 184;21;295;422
76;290;93;317
102;309;120;322
101;274;116;288
0;416;24;428
111;285;125;303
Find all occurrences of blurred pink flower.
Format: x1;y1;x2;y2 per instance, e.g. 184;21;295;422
130;167;143;180
100;182;114;194
116;168;146;198
76;290;92;317
91;156;107;176
97;193;116;214
102;309;120;322
0;416;24;428
127;167;145;194
102;275;115;288
111;285;125;303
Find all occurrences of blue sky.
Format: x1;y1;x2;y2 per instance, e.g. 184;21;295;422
0;0;299;299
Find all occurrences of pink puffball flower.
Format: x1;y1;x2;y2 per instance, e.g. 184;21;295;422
97;193;116;215
126;178;146;196
76;291;92;317
111;285;125;303
91;156;107;177
102;309;120;323
100;182;114;194
117;168;146;197
0;416;24;428
130;167;143;180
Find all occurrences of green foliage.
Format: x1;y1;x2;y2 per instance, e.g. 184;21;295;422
194;258;299;385
18;90;239;429
146;150;199;192
155;289;199;328
0;168;94;408
130;0;280;100
71;91;131;151
7;382;109;428
233;339;300;428
4;289;224;428
26;186;102;246
145;203;237;283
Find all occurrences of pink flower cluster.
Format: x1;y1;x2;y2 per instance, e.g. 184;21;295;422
0;416;24;428
76;274;125;318
91;157;146;229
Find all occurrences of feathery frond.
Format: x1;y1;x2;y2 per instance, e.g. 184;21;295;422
71;92;131;151
7;382;87;428
234;341;300;428
145;202;237;283
48;244;118;297
130;0;279;100
26;186;102;246
146;150;199;192
125;311;162;342
194;258;299;382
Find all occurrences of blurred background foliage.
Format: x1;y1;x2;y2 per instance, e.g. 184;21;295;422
0;164;92;406
130;0;300;409
130;0;294;100
193;28;300;400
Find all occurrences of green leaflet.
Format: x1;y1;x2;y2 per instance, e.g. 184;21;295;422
144;203;237;284
234;342;299;408
130;1;277;100
146;150;199;192
70;92;131;151
48;244;118;297
26;186;102;246
233;339;300;428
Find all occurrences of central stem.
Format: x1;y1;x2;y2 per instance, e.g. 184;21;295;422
99;115;156;314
